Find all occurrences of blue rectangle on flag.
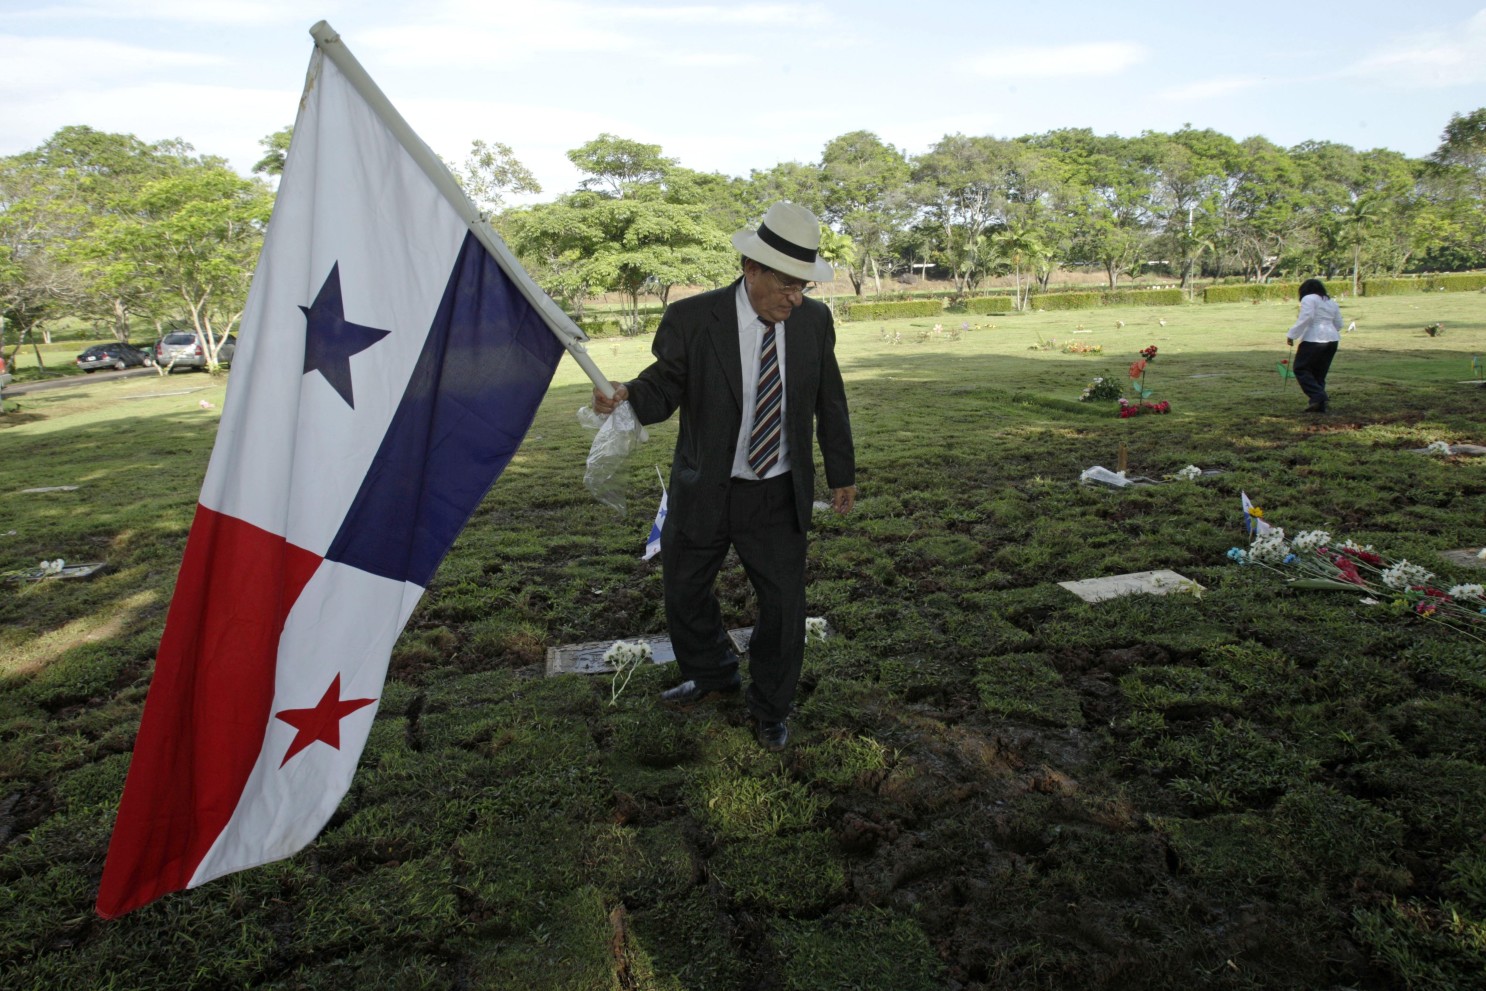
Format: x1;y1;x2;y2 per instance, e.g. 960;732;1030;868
326;231;564;587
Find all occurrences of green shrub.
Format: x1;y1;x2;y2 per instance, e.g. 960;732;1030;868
964;295;1014;314
1425;272;1486;292
1031;291;1102;311
1351;273;1485;296
573;315;662;337
1105;287;1185;306
1362;277;1422;297
842;299;943;321
1203;282;1302;304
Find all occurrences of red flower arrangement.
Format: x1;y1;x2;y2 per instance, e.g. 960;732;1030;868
1118;398;1170;418
1338;545;1383;567
1122;344;1166;415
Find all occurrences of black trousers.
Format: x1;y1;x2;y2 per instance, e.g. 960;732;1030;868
660;472;806;722
1292;341;1338;407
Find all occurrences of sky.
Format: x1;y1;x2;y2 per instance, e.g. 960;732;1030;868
4;0;1485;206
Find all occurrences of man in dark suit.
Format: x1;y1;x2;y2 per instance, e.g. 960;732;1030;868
591;202;856;751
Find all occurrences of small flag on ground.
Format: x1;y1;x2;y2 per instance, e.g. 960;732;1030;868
1240;491;1272;537
96;34;570;918
642;467;667;561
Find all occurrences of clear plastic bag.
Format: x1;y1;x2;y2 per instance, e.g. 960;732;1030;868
1079;465;1131;488
577;402;648;512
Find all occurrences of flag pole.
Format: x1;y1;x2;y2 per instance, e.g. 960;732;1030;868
307;20;615;398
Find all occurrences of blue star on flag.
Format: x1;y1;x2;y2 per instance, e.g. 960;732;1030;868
300;262;391;407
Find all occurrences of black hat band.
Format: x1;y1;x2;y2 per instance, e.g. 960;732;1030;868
757;222;817;263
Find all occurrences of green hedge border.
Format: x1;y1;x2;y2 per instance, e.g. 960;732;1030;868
964;296;1014;314
1028;288;1186;311
843;299;945;321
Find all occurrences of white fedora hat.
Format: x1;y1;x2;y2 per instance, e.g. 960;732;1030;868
731;202;835;283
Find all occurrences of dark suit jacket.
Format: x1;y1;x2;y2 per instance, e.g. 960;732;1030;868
625;279;855;541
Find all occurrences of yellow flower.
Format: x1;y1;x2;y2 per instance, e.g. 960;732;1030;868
1248;506;1264;519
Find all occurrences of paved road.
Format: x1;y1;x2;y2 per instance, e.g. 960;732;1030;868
3;366;175;396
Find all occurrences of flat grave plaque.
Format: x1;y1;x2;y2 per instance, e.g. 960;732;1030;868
9;561;107;582
1059;570;1204;603
1441;549;1486;571
1409;444;1486;456
547;627;754;677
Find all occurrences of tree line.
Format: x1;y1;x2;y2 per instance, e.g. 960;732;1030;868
3;110;1483;362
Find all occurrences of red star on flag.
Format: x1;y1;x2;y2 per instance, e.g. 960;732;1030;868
274;674;376;767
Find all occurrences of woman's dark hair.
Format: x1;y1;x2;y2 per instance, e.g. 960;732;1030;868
1298;278;1329;300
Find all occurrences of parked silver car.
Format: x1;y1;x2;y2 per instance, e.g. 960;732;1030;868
154;331;235;371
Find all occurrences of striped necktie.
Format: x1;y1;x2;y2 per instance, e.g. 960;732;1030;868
747;317;782;476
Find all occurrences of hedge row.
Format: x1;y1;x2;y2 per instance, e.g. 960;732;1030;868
1103;288;1185;306
1202;282;1305;303
1201;273;1486;303
964;296;1014;314
1031;291;1103;311
1427;272;1486;291
1027;288;1185;311
1361;278;1417;297
574;316;662;338
1366;273;1486;295
843;299;944;321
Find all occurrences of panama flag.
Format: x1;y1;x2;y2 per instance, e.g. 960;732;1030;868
642;468;667;561
1240;491;1273;536
96;34;576;918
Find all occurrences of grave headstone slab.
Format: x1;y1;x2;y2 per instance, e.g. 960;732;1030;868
1059;570;1204;603
547;627;755;677
9;562;107;582
1441;549;1486;571
1409;444;1486;456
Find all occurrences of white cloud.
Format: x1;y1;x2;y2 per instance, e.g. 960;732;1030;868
11;0;302;25
1159;75;1267;102
0;80;297;168
665;51;751;67
961;41;1146;80
1338;8;1486;88
355;0;833;67
0;35;222;95
616;4;831;26
358;3;640;66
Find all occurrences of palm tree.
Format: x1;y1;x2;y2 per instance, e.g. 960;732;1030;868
993;223;1046;311
1343;194;1382;296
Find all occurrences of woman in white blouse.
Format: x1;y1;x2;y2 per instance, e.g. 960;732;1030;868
1286;278;1344;413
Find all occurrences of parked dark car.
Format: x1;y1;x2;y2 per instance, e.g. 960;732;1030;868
154;331;235;371
75;342;154;373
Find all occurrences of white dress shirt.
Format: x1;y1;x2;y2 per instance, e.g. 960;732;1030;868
1287;295;1343;343
731;280;790;480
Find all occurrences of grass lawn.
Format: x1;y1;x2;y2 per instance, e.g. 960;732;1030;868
2;292;1484;990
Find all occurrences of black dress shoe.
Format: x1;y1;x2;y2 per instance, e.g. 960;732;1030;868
755;719;789;752
660;672;741;706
